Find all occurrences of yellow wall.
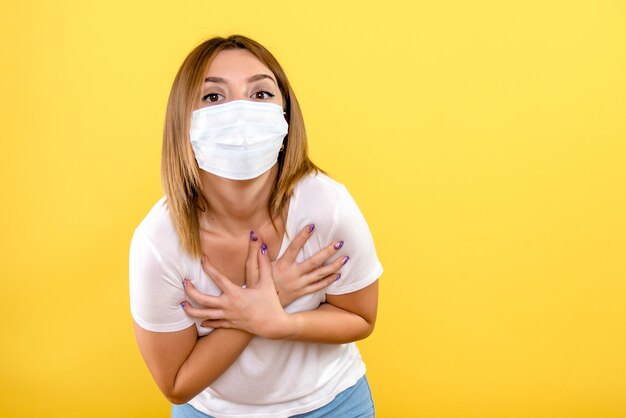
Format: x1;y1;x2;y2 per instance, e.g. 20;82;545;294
1;1;625;417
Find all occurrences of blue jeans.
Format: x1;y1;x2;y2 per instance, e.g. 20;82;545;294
171;375;375;418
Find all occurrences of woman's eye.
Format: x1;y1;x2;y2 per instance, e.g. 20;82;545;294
252;91;275;100
202;93;221;102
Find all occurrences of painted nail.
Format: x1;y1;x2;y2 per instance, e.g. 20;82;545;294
182;279;187;288
261;243;268;255
250;230;258;241
308;224;315;233
180;301;186;308
335;273;342;281
341;256;350;265
333;241;344;250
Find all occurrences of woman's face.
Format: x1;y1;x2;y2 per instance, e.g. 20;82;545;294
197;49;284;110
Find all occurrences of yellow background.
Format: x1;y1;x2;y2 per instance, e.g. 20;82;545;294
1;1;625;417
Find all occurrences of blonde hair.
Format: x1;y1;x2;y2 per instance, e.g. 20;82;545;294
161;35;321;257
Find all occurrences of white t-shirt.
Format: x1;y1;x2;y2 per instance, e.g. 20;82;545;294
129;171;383;418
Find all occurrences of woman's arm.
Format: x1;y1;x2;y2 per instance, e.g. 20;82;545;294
285;279;378;343
132;235;264;404
133;227;343;404
133;323;252;404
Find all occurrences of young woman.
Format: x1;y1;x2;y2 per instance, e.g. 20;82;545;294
130;35;383;418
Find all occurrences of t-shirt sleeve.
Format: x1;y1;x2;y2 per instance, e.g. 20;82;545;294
325;186;383;295
129;226;195;332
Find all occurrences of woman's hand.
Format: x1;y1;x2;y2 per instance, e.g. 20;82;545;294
181;241;295;339
271;224;350;307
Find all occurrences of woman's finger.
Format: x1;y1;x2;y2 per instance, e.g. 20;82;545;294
257;242;273;285
180;301;225;320
303;272;343;295
280;224;315;264
201;319;232;329
245;230;262;287
201;255;240;294
183;278;223;308
298;240;346;273
302;255;349;285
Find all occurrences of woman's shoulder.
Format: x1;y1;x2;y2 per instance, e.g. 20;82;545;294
132;196;180;249
287;171;354;235
294;170;350;203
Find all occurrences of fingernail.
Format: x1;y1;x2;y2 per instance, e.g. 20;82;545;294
182;279;187;288
261;243;268;255
335;273;342;281
341;256;350;265
180;301;186;308
308;224;315;233
333;241;344;250
250;230;258;241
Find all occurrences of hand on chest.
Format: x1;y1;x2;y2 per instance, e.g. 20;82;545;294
192;223;330;316
198;225;285;288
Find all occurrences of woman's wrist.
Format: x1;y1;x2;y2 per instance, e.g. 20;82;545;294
269;312;300;340
286;313;303;340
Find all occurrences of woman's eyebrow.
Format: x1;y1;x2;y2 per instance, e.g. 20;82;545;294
204;76;227;83
204;74;277;85
247;74;277;85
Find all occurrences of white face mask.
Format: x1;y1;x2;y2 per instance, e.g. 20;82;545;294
189;100;288;180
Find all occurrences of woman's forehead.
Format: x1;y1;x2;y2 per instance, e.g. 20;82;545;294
205;49;274;81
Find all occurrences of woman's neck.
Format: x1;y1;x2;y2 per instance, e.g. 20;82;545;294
198;165;278;236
